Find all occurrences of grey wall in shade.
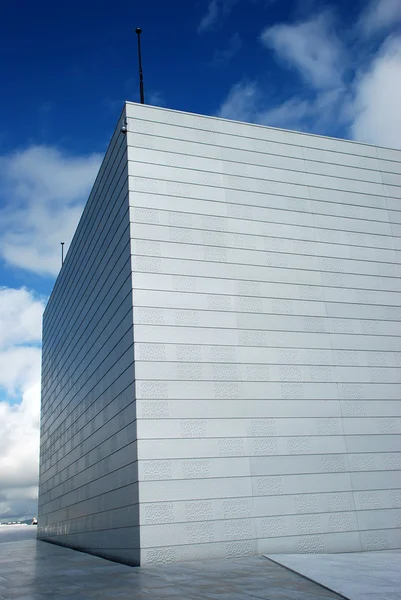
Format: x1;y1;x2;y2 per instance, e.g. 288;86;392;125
38;101;401;566
37;107;140;566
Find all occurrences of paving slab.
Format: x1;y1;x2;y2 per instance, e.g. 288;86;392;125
0;527;343;600
265;552;401;600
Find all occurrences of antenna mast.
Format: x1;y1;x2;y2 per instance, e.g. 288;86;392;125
61;242;65;267
135;28;145;104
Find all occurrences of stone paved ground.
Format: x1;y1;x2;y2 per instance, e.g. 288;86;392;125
0;527;343;600
266;552;401;600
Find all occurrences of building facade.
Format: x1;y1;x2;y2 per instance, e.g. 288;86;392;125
38;103;401;565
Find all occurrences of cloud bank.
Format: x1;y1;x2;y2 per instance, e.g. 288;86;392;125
261;11;345;90
218;1;401;149
359;0;401;36
0;144;101;519
0;287;45;520
0;145;101;277
350;36;401;148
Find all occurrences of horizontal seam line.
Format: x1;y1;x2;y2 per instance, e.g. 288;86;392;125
133;342;401;351
132;306;401;322
130;268;401;293
126;114;401;165
130;233;401;267
126;132;401;185
129;192;401;239
127;160;401;204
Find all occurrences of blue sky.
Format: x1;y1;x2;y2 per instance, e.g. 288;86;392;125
1;0;401;519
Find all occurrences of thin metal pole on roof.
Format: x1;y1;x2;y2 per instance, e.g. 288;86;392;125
61;242;65;267
135;28;145;104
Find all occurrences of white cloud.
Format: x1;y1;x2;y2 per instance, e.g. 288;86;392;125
217;80;346;134
218;8;401;150
0;347;40;397
350;36;401;148
0;287;45;520
198;0;238;33
0;145;101;277
0;287;43;348
199;0;220;32
218;80;260;122
359;0;401;36
213;32;242;65
148;91;166;107
258;96;319;130
260;11;345;90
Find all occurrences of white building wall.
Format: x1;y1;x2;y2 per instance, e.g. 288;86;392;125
126;102;401;563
